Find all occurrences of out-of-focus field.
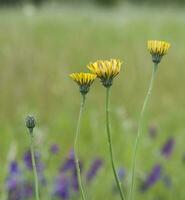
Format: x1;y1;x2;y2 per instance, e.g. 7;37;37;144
0;3;185;199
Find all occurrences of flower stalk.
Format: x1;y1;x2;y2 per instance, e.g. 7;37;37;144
74;94;86;200
25;116;40;200
70;72;96;200
88;59;125;200
29;130;40;200
129;40;170;200
129;63;158;200
106;87;126;200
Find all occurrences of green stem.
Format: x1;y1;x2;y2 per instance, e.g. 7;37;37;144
106;87;126;200
74;94;86;200
129;63;158;200
29;131;40;200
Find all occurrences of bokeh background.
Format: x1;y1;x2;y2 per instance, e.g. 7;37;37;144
0;0;185;199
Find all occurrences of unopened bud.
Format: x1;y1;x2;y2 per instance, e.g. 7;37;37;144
25;115;36;133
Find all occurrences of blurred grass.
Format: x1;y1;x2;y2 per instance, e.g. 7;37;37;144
0;3;185;199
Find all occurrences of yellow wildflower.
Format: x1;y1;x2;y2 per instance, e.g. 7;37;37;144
148;40;170;64
70;73;96;95
87;59;122;87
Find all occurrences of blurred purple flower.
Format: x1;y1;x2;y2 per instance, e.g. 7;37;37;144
20;183;33;199
6;161;21;190
23;150;43;171
161;138;175;158
53;174;70;199
86;159;103;182
8;185;33;200
50;144;59;155
71;160;84;192
71;172;79;192
9;161;19;174
60;149;76;172
23;150;46;185
6;149;103;199
140;164;162;191
8;188;22;200
6;161;33;200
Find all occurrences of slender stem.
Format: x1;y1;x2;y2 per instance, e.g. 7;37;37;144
74;94;86;200
129;63;158;200
29;131;40;200
106;87;126;200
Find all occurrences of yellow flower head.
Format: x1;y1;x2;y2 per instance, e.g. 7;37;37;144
70;72;96;95
87;59;122;87
148;40;170;64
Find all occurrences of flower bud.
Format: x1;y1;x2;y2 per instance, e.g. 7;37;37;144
25;115;36;133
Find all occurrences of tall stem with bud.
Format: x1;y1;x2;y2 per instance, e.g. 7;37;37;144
26;116;40;200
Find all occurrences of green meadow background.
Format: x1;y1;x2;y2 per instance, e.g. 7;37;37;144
0;2;185;199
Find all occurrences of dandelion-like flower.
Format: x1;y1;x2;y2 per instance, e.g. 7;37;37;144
148;40;170;64
129;40;171;200
88;59;126;200
70;72;95;200
87;59;122;87
70;73;96;95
